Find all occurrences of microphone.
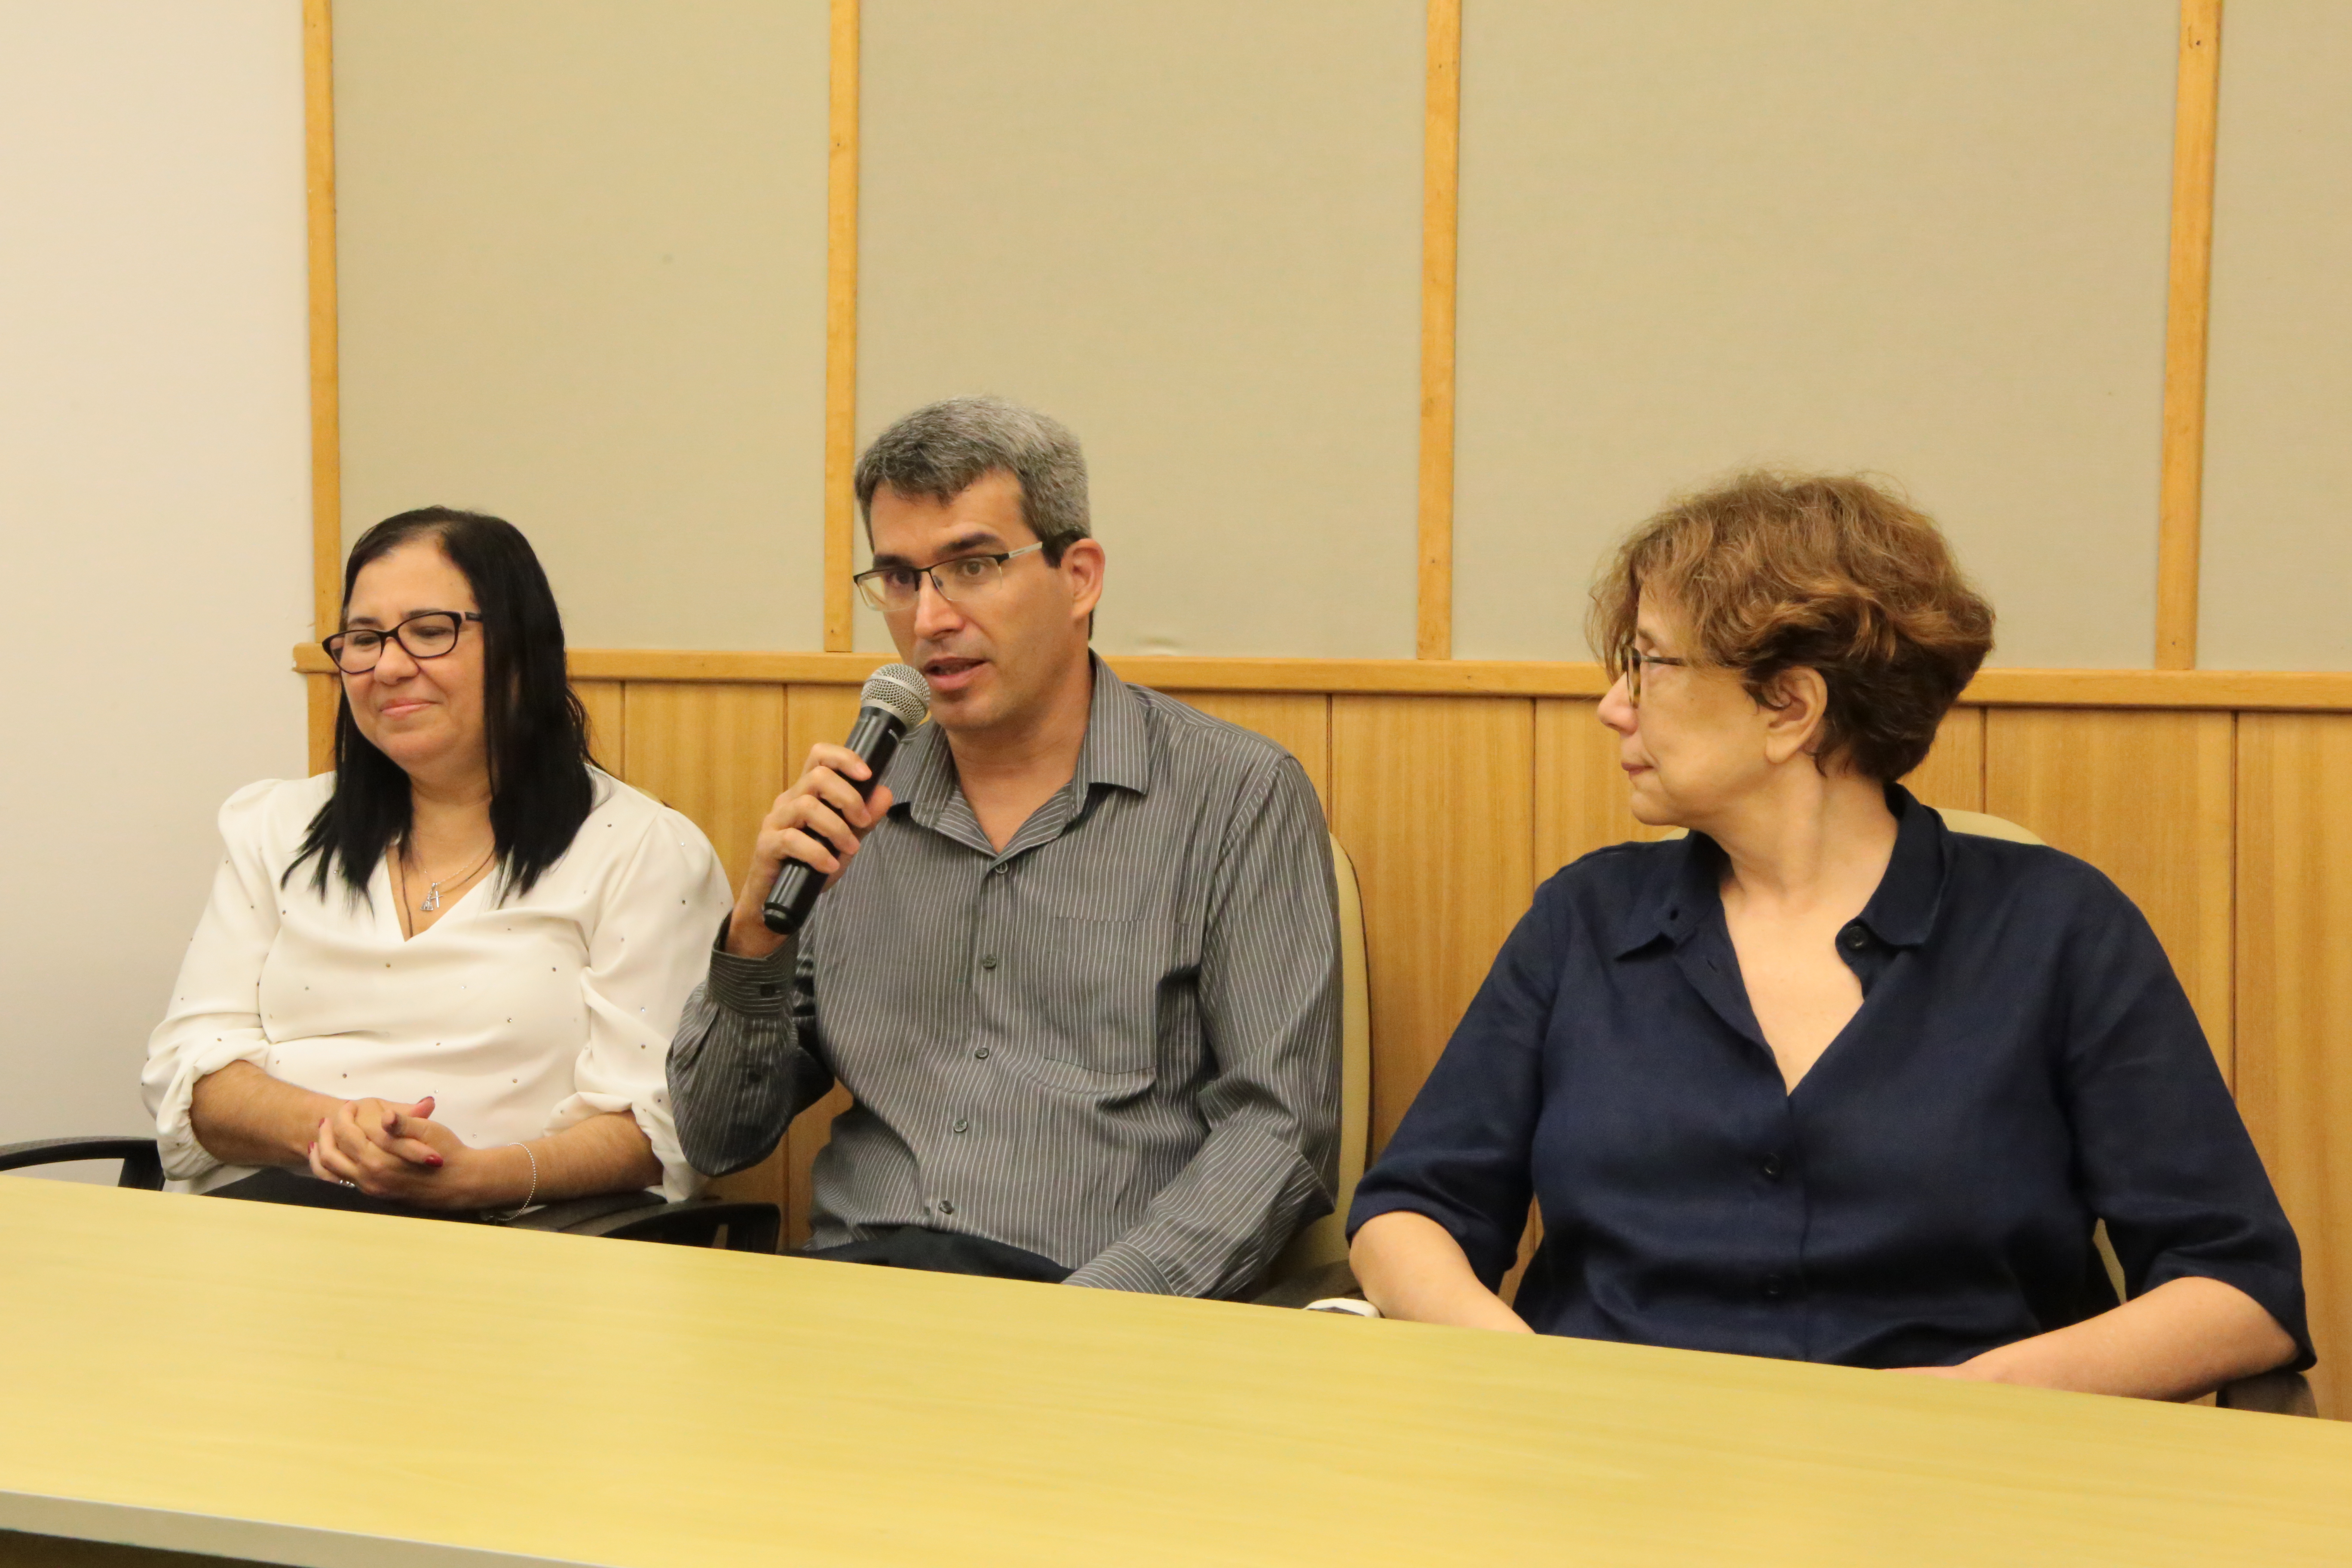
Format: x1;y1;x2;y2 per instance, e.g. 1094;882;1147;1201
762;662;931;936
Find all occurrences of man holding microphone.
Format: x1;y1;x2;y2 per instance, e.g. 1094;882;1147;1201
668;396;1340;1296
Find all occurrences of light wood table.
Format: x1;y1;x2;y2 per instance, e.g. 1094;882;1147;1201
3;1177;2347;1567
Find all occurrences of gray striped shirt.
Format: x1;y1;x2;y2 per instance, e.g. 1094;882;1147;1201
667;661;1340;1297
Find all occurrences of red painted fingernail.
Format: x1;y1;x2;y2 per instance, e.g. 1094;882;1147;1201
426;1155;444;1167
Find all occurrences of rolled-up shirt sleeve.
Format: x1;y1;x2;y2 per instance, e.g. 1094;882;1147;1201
2058;873;2315;1368
142;781;290;1181
553;808;736;1201
1344;881;1562;1289
1064;756;1341;1298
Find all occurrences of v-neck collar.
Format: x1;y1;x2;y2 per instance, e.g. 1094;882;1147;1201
377;851;492;943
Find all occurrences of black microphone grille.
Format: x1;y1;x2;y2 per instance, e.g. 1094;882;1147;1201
861;663;931;729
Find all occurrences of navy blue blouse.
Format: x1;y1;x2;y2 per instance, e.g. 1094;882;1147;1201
1350;787;2312;1371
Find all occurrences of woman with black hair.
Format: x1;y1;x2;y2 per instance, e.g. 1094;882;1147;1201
142;508;732;1215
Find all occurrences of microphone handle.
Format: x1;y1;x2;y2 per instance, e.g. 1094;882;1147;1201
761;707;906;936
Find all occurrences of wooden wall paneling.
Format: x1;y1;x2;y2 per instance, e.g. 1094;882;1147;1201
1415;0;1462;660
619;682;789;875
2233;714;2352;1420
1162;692;1332;815
1984;709;2236;1081
2157;0;2225;670
573;680;625;777
620;681;791;1229
1332;695;1534;1153
294;643;2352;710
1900;706;1986;815
306;674;339;776
1531;698;1669;883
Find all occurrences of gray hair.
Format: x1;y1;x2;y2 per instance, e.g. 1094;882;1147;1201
853;395;1091;561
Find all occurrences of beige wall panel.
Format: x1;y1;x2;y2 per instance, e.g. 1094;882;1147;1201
1453;1;2176;667
2235;714;2352;1419
334;0;830;649
2199;6;2352;671
1161;692;1332;815
1332;697;1535;1152
619;683;787;885
856;0;1424;660
1984;710;2235;1079
574;680;625;777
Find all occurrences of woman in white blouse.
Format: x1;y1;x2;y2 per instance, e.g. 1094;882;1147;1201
144;507;732;1213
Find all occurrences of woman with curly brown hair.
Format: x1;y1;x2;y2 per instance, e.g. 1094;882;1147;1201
1347;472;2309;1400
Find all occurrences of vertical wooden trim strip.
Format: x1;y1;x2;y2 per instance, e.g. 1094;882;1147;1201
822;0;862;652
303;0;341;640
1415;0;1462;661
2156;0;2223;671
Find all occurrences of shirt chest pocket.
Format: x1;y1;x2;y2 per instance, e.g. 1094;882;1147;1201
995;915;1179;1083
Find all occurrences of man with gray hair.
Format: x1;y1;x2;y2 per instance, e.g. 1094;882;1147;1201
668;395;1341;1297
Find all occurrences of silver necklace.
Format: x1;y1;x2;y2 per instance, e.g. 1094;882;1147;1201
408;842;497;913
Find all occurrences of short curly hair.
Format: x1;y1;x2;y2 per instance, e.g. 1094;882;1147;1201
1586;471;1995;782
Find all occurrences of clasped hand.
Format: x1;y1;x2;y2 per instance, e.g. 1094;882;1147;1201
307;1096;498;1209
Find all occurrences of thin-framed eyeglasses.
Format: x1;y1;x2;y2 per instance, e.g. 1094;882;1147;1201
852;543;1045;614
1619;646;1688;705
323;610;483;674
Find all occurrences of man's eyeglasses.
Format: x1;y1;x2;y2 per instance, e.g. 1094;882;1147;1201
1619;646;1687;705
853;544;1045;614
323;611;482;674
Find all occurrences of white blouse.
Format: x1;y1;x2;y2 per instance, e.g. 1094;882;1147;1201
143;769;734;1201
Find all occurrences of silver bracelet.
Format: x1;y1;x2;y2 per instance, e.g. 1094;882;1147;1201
488;1141;539;1221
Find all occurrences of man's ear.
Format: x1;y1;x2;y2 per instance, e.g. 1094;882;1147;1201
1060;538;1106;625
1756;666;1830;766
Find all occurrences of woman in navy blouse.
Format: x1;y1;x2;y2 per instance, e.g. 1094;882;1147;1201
1348;472;2309;1399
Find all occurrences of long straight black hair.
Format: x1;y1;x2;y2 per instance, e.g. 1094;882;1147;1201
289;508;596;903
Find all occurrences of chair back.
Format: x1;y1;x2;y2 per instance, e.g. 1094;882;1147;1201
1271;833;1372;1273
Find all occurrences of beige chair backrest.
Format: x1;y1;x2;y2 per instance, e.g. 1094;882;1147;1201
1272;834;1372;1273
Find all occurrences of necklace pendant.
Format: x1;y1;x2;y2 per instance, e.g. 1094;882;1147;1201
422;883;441;913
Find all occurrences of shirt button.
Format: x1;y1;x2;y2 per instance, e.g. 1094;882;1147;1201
1761;1153;1785;1180
974;1047;990;1060
1842;927;1868;950
938;1199;956;1216
979;954;999;970
991;864;1009;876
952;1118;969;1133
1761;1274;1788;1301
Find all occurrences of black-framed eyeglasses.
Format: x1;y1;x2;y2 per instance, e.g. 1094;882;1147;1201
323;611;482;674
852;544;1045;614
1619;646;1687;705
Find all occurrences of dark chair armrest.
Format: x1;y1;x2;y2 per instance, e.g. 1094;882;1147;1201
1252;1256;1359;1309
2216;1369;2318;1418
0;1137;164;1189
505;1192;781;1254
